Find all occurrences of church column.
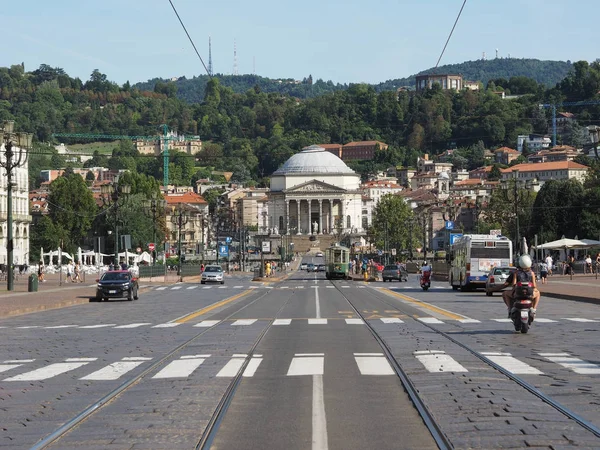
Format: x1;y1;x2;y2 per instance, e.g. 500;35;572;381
296;200;301;235
340;199;345;233
318;199;323;235
329;200;334;234
285;200;290;235
308;199;312;235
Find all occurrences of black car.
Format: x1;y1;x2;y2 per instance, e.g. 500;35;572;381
95;270;139;302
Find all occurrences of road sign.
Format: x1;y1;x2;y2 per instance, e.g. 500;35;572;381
377;250;383;256
262;241;271;253
490;229;502;236
391;248;397;256
450;233;463;245
445;221;455;230
218;245;229;257
148;243;155;251
136;247;142;253
225;236;232;244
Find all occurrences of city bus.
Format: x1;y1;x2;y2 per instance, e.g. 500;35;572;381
449;234;513;291
325;244;350;280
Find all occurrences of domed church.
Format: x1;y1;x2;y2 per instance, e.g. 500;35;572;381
268;145;365;236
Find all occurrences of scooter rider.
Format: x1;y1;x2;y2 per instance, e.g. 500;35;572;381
420;261;432;281
503;255;540;317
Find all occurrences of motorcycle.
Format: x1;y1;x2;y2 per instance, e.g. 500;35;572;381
420;271;431;291
510;280;534;333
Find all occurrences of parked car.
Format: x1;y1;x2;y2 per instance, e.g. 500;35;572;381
316;252;323;257
382;264;408;282
95;270;139;302
485;267;516;296
306;263;315;272
300;263;308;270
317;264;326;272
201;265;225;284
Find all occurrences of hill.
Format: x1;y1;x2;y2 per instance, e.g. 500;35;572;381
375;58;572;91
134;58;573;103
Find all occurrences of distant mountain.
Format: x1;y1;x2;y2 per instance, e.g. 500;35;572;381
133;58;573;103
374;58;573;91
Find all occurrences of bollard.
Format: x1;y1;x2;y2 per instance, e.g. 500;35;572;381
28;273;39;292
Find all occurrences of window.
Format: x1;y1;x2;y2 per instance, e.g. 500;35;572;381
347;215;351;228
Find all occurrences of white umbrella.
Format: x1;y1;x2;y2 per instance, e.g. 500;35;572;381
40;247;44;264
533;238;588;250
581;239;600;247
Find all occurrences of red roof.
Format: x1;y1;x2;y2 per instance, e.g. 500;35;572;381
164;192;207;204
343;141;387;147
501;161;589;173
362;180;402;189
495;146;520;154
318;143;343;149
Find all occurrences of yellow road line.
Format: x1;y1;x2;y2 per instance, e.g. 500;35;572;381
381;289;466;320
175;290;252;323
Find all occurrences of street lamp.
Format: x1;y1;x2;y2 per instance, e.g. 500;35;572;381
1;121;33;291
101;181;131;267
171;207;189;278
142;193;166;265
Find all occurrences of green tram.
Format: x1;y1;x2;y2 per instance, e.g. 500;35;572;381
324;244;350;280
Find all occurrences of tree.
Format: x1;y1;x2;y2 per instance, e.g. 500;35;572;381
370;194;415;253
46;173;98;253
488;164;503;181
202;187;224;214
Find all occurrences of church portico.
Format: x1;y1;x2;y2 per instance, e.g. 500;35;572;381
268;146;364;238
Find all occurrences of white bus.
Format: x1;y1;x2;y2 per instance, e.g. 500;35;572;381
449;234;513;291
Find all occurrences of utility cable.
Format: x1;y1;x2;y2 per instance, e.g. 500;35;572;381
435;0;467;68
167;0;212;77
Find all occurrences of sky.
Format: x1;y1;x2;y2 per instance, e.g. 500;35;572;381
2;0;599;86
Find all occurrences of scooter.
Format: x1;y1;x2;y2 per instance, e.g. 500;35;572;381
510;280;534;334
420;271;431;291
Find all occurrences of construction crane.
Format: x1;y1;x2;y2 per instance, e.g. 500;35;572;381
53;124;189;193
540;100;600;146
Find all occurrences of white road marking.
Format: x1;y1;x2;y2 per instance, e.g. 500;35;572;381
481;352;543;375
0;363;26;374
5;359;97;381
341;285;351;288
281;286;289;289
187;286;197;290
231;319;257;326
79;324;116;329
156;287;167;291
345;319;364;325
218;286;227;289
458;319;481;323
171;286;182;290
233;285;243;289
153;357;207;379
354;353;384;356
273;319;292;325
243;357;263;377
533;318;558;323
315;287;321;319
357;286;366;289
287;356;324;376
492;319;512;323
418;317;444;324
564;318;599;322
326;286;334;289
81;357;151;380
193;320;220;327
248;286;258;289
265;286;273;289
295;353;325;357
308;319;328;325
45;325;78;329
4;359;35;363
539;353;600;375
380;318;403;324
17;326;40;329
354;356;394;375
216;356;246;377
152;323;181;328
312;374;329;450
414;350;468;373
202;286;212;289
114;323;152;329
296;286;305;289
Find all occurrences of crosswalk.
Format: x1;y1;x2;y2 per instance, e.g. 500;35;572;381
147;284;369;291
1;350;598;383
2;316;599;331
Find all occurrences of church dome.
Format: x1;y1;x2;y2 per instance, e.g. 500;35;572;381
273;145;355;175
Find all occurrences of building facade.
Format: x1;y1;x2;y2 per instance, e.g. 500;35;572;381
0;145;30;264
134;131;202;156
268;145;364;235
500;161;588;185
415;74;463;91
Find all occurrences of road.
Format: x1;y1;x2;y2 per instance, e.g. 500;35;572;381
1;255;599;449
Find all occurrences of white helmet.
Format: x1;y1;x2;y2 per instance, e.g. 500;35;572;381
518;254;532;269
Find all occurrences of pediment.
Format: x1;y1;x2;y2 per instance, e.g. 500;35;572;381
284;179;347;193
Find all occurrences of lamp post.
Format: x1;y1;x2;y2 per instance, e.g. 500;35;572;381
1;121;33;291
142;193;166;265
101;181;131;266
171;207;189;278
512;169;520;256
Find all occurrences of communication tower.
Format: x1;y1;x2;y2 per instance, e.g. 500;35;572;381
208;36;213;76
495;48;499;58
482;51;486;61
233;39;238;75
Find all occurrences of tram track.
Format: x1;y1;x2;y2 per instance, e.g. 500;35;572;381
31;285;294;450
330;280;600;444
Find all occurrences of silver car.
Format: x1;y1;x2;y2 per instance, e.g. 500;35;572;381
485;267;516;296
201;265;225;284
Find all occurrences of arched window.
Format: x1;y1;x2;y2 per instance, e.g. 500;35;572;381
279;216;284;231
346;215;351;228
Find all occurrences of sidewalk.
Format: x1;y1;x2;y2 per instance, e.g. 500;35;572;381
537;274;600;303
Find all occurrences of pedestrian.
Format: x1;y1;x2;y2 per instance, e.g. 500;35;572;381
200;263;205;272
585;254;593;274
265;262;271;278
545;254;553;276
38;261;46;282
120;260;128;270
539;260;548;284
73;262;82;283
66;262;73;283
